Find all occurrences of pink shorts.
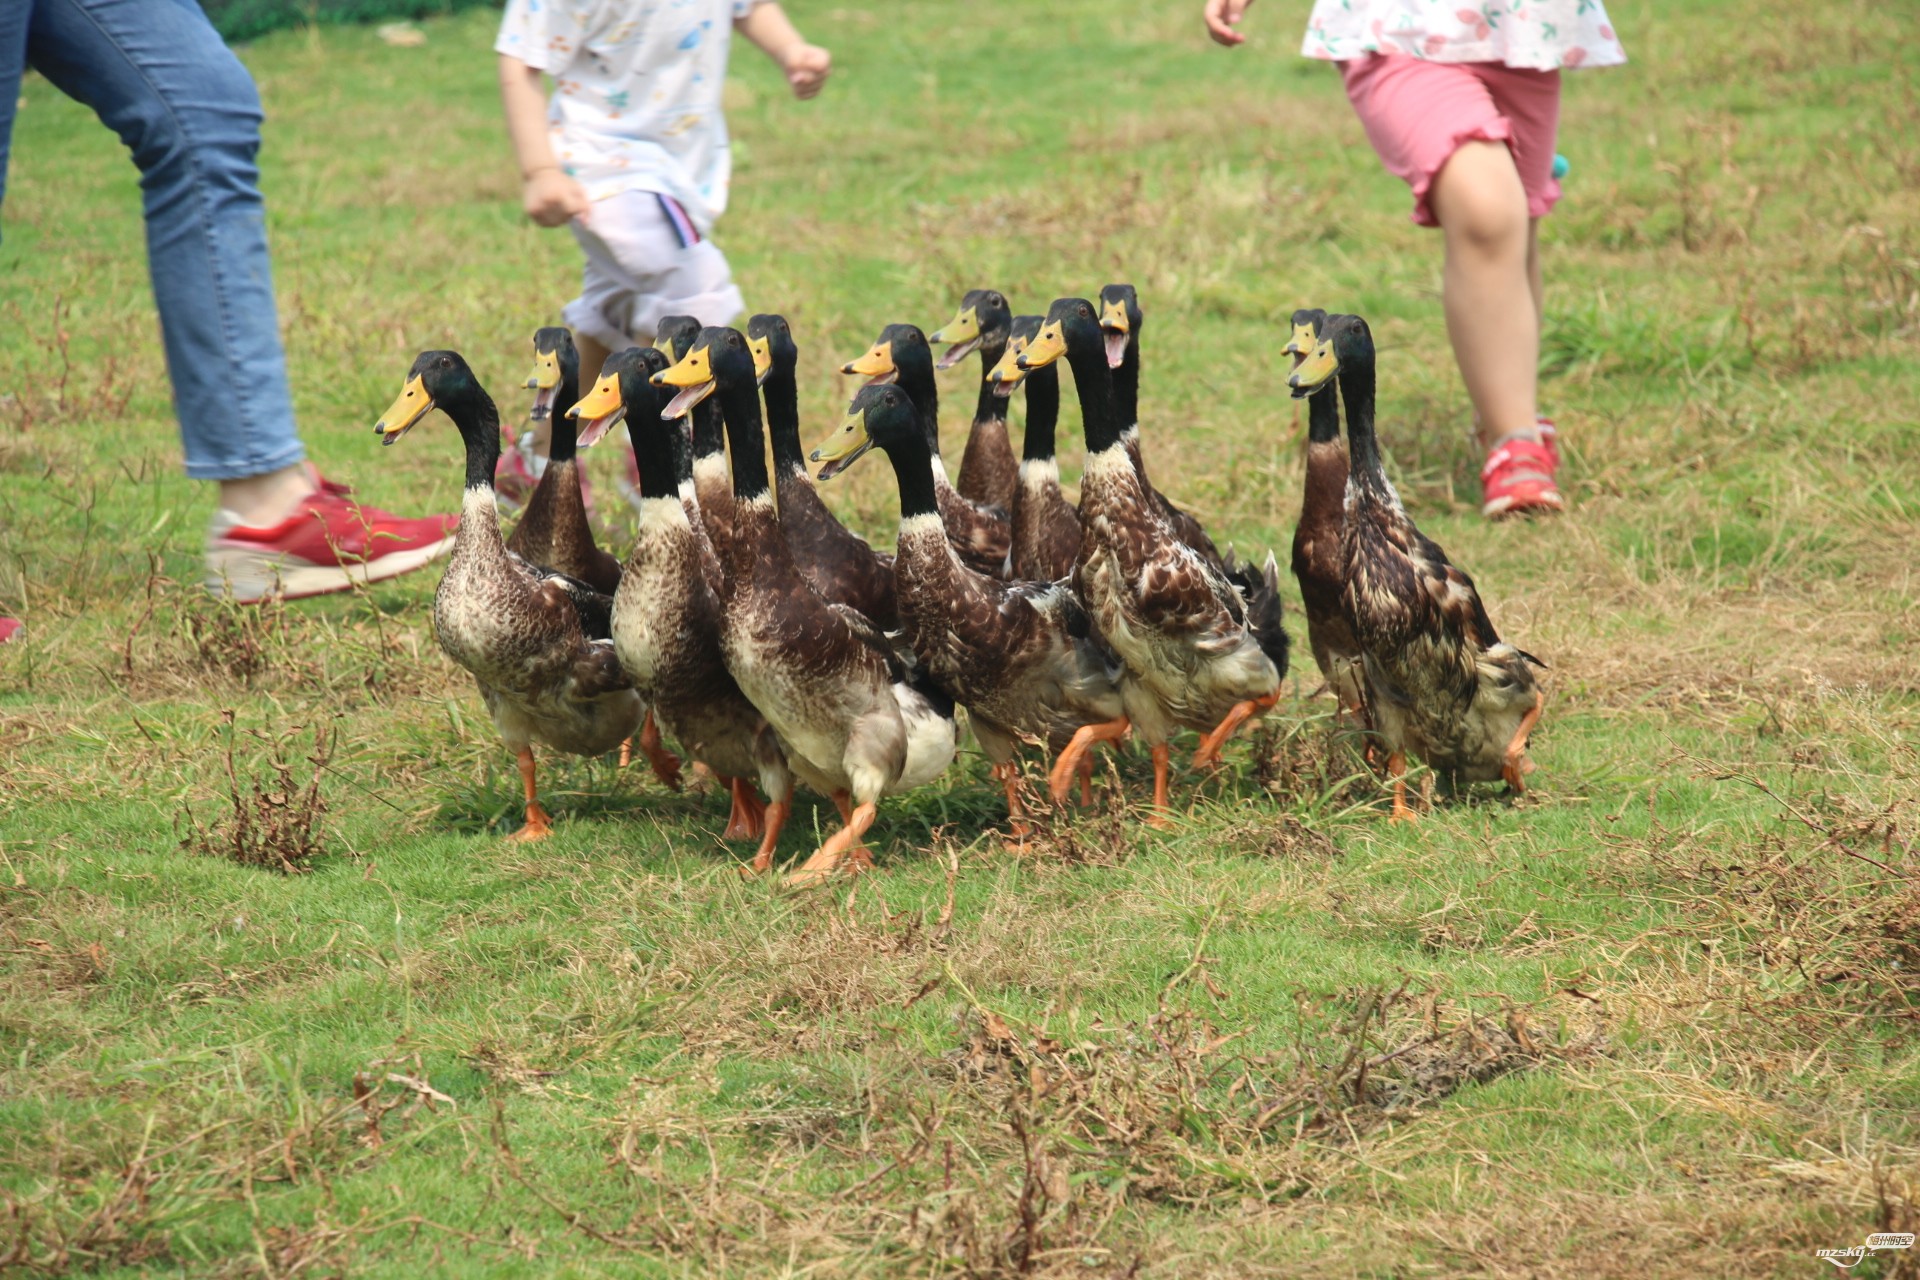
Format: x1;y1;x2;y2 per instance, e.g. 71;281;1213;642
1338;54;1562;227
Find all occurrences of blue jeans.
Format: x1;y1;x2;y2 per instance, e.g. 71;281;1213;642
0;0;305;481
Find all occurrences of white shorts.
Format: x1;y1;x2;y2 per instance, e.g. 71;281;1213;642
564;190;745;349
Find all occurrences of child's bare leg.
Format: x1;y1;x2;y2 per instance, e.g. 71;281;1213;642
1431;141;1539;452
1526;217;1544;328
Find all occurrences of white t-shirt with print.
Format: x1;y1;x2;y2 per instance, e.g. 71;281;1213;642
1302;0;1626;71
496;0;762;235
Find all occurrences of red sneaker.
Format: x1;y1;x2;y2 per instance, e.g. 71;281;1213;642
0;618;20;645
206;473;457;603
1480;435;1565;519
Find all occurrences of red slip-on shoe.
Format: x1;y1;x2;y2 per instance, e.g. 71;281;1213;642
1481;436;1565;519
206;476;457;603
0;618;21;644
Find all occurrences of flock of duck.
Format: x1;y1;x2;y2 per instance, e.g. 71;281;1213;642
372;288;1545;885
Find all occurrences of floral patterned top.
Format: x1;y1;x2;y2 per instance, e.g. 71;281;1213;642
1302;0;1626;70
496;0;764;233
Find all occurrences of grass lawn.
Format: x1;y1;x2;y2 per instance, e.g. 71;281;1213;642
3;0;1918;1274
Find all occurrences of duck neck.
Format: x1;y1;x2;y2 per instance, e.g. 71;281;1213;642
1113;335;1140;429
973;340;1009;426
450;389;503;494
716;377;770;502
1306;377;1341;445
897;360;943;459
1065;345;1123;456
668;414;695;488
1336;352;1387;489
764;362;807;476
630;416;679;502
1020;367;1061;463
881;431;941;525
546;366;581;463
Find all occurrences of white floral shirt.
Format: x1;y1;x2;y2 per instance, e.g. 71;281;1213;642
496;0;763;233
1302;0;1626;70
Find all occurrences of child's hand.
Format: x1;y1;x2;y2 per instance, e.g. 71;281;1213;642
781;43;832;99
523;167;591;228
1203;0;1255;46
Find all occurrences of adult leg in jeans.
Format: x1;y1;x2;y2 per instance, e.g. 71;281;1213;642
6;0;455;601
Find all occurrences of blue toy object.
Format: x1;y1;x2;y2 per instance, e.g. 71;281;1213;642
1552;153;1570;180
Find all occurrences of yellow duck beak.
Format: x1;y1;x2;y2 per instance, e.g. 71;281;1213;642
1098;298;1130;369
525;347;562;420
652;342;718;418
1287;338;1339;399
986;335;1030;396
1283;318;1319;366
567;370;627;448
374;373;434;445
748;334;774;386
841;341;897;384
929;304;982;370
1014;321;1067;372
809;400;875;481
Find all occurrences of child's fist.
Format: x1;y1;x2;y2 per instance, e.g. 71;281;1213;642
523;168;590;228
1203;0;1255;46
782;43;831;99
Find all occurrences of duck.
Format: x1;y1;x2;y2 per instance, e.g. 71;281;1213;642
655;314;735;558
988;315;1081;583
571;345;794;869
1019;299;1287;818
834;324;1011;578
929;289;1020;512
1097;284;1222;566
654;327;958;885
746;313;900;629
374;350;643;841
1285;309;1370;736
1287;313;1544;821
504;327;622;596
810;382;1124;836
1098;284;1288;738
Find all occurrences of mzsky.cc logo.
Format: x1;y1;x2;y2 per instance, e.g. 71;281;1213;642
1814;1232;1915;1270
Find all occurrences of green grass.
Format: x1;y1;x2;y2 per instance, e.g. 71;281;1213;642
3;0;1919;1275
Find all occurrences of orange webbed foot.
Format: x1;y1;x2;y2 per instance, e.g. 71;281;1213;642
784;801;877;888
719;776;767;841
1192;689;1280;769
508;802;553;842
1047;718;1129;806
1385;752;1417;824
740;795;792;878
636;712;682;791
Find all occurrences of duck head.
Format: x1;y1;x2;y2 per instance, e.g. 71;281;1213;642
567;345;669;445
746;313;797;386
1015;297;1103;375
652;325;756;414
375;349;481;445
1285;309;1328;376
523;326;578;422
929;289;1012;371
810;382;920;476
1287;313;1370;399
1097;283;1141;370
986;314;1043;397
